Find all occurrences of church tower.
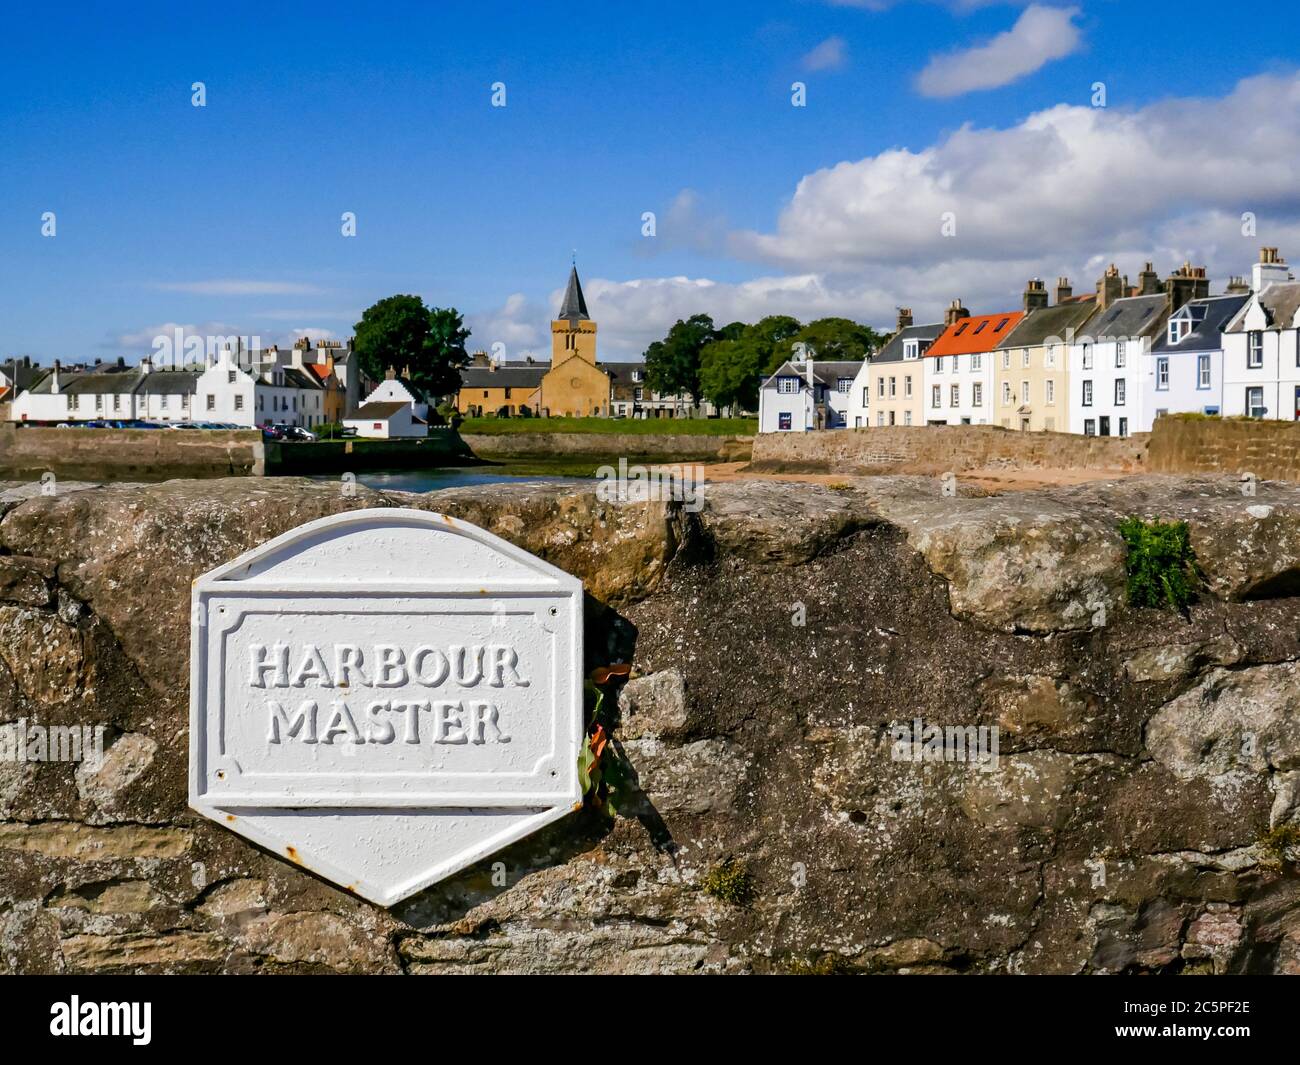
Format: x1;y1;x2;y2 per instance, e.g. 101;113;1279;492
550;266;597;365
540;263;611;417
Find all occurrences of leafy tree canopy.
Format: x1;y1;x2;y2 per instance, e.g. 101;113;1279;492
643;313;715;404
794;317;885;362
353;295;471;399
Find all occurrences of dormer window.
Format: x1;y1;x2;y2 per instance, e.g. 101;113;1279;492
903;340;919;360
837;377;852;393
777;376;799;394
1168;320;1190;345
632;369;644;383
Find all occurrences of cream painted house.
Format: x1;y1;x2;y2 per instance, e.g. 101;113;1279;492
864;313;942;427
993;283;1097;432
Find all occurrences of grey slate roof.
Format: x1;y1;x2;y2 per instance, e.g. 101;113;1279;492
998;302;1099;349
459;366;547;389
1;362;42;391
557;266;590;322
62;372;144;395
20;369;57;394
870;323;945;365
761;360;863;390
1151;294;1249;353
282;367;324;390
349;401;411;420
1226;282;1300;332
137;370;202;396
1085;294;1169;341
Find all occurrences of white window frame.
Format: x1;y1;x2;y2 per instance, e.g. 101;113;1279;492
1248;331;1263;368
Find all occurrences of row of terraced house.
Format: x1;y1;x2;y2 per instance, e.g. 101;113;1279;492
758;248;1300;436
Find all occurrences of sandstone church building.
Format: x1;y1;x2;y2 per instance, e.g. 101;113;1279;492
455;266;614;418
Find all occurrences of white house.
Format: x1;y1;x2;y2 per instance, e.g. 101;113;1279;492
343;400;428;439
1144;294;1248;426
922;309;1022;426
847;360;871;428
1222;281;1300;421
757;359;862;432
1068;294;1168;437
362;371;430;421
195;348;256;425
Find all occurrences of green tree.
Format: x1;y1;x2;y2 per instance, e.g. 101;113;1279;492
793;317;884;361
353;295;471;399
643;314;715;404
699;315;807;412
699;334;768;412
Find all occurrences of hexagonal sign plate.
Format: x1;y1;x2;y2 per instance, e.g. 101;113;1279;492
189;508;583;905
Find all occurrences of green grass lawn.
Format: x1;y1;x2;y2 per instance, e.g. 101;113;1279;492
457;416;756;436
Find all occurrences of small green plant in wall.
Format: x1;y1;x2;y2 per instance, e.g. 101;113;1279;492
577;664;633;815
1118;517;1200;613
702;858;754;906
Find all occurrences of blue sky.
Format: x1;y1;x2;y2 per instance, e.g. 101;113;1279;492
1;0;1297;363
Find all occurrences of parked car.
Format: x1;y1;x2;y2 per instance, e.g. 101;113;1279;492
284;426;317;442
260;423;285;440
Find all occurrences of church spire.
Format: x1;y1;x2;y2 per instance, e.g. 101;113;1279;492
558;265;590;323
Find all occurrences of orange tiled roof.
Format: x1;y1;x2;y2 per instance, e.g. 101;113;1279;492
0;385;9;401
306;364;332;381
926;311;1024;357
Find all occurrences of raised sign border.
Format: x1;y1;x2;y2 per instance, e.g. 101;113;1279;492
188;507;584;812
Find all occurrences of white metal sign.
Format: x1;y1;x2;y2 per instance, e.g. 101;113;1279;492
189;508;583;905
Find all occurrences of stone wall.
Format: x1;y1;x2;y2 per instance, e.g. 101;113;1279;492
1147;416;1300;481
462;431;752;462
2;473;1300;973
750;424;1147;474
0;425;263;480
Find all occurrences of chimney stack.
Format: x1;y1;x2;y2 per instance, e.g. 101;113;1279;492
1138;261;1161;296
895;307;913;333
945;299;970;326
1252;247;1291;292
385;366;397;381
1022;278;1048;312
51;359;61;394
1165;261;1210;311
1097;264;1124;310
1055;277;1072;304
1226;275;1250;294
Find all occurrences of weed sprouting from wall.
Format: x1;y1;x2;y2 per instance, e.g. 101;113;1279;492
1118;517;1199;612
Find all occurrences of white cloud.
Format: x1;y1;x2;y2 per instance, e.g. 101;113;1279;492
466;292;550;361
151;279;325;296
455;72;1300;358
733;72;1300;275
916;4;1082;98
802;36;849;72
